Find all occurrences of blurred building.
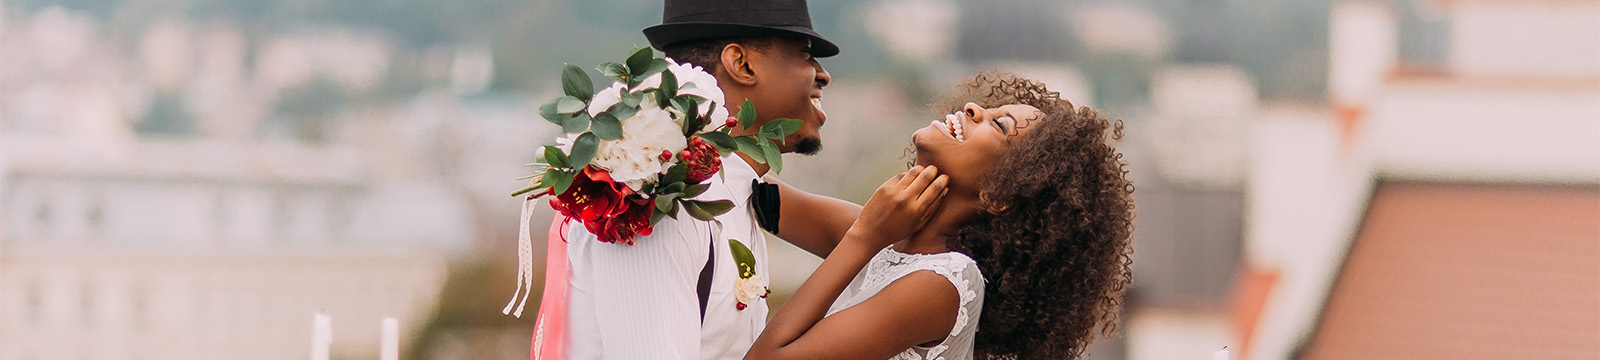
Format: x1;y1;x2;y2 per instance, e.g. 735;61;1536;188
1237;1;1600;359
0;7;492;360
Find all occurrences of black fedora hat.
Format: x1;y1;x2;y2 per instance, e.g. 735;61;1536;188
644;0;839;57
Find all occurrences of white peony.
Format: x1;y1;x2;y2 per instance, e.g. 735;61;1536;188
564;59;728;192
589;104;687;191
733;275;768;305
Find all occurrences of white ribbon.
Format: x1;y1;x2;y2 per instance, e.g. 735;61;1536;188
502;197;538;317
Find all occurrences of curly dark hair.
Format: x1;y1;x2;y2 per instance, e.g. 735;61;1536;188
939;71;1136;359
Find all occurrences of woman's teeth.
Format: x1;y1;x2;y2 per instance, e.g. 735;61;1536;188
943;113;966;142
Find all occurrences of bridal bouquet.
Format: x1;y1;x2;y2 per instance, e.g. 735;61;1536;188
512;47;799;245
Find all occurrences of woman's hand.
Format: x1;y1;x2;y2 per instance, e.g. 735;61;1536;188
848;165;949;249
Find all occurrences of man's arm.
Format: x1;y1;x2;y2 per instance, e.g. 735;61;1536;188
764;175;862;258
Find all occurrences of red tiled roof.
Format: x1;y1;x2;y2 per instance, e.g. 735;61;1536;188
1302;182;1600;359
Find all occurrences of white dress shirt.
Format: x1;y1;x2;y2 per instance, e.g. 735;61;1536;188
565;155;769;360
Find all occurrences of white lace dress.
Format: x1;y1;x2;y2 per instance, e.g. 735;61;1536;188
825;248;985;360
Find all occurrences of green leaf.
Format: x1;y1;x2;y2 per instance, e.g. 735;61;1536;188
760;140;783;173
626;47;653;80
643;58;670;78
661;182;686;195
543;145;570;168
649;209;668;226
550;169;578;194
672;96;702;135
556;96;586;114
736;99;757;129
620;90;642;108
562;64;594;101
661;162;688;185
591;113;623;140
728;238;758;278
568;133;600;169
682;200;716;221
597;62;627;82
539;97;565;124
683;183;710;198
658;70;677;102
561;112;591;134
654;193;681;213
606;102;638;121
694;199;735;217
761;118;803;142
734;136;767;164
697;132;737;153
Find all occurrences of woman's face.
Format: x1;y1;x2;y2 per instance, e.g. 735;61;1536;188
912;102;1044;193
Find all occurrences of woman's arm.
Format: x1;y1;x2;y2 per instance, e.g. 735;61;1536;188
745;166;954;360
765;175;862;258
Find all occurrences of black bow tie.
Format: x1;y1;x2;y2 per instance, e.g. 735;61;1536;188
751;179;780;234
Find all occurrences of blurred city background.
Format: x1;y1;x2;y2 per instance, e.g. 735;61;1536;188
0;0;1595;359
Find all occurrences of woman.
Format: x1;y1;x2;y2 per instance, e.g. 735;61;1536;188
746;72;1136;360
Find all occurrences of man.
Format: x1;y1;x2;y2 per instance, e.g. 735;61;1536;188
554;0;863;359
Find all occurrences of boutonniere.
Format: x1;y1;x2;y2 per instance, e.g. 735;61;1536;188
730;239;769;310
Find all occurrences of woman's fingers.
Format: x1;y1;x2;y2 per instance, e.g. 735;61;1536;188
904;165;939;194
895;165;924;188
916;174;949;204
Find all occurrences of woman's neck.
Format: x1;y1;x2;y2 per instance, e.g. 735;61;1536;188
891;196;978;254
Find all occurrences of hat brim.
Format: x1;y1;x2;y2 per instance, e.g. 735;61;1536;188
644;22;839;58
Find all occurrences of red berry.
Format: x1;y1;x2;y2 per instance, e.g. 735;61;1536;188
725;117;739;129
735;302;747;310
680;150;692;160
659;150;672;161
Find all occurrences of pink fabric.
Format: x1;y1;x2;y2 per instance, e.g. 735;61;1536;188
531;216;570;360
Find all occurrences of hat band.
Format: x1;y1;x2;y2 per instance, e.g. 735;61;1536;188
664;8;813;28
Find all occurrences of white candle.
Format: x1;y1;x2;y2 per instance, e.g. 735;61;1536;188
311;312;332;360
380;317;400;360
1213;346;1230;360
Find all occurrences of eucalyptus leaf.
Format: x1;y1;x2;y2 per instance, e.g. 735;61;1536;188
658;70;677;100
561;113;591;134
763;118;802;141
556;96;586;114
597;62;627;82
591;113;623;140
606;102;638;121
694;199;735;217
538;97;565;124
562;64;594;101
626;47;653;77
620;90;643;108
661;182;686;195
568;132;600;169
643;58;670;78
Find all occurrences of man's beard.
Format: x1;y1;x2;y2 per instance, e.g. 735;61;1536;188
795;137;823;156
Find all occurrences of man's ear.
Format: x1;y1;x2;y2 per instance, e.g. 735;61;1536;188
719;43;759;86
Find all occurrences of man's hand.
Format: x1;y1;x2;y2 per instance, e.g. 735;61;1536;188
847;165;949;249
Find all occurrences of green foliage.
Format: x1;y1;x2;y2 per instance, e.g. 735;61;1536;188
728;239;757;279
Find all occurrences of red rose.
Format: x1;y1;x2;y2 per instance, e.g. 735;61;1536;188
550;167;633;223
589;199;655;244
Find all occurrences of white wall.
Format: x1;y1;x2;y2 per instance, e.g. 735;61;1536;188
1449;1;1600;78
